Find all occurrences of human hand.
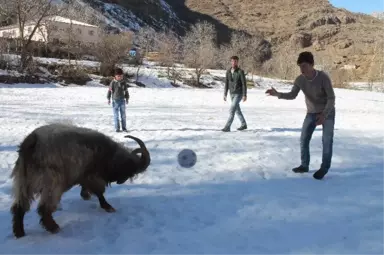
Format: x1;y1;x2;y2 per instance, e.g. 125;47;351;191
243;95;247;102
224;96;227;101
126;100;129;105
316;113;325;126
265;87;278;96
108;100;110;105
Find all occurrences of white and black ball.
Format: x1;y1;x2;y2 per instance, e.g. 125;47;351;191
177;149;197;168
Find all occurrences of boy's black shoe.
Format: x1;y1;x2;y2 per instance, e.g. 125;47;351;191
237;125;247;131
221;127;230;132
116;129;121;132
313;168;328;180
122;129;128;132
292;165;309;173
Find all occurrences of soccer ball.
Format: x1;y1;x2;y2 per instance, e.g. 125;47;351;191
177;149;197;168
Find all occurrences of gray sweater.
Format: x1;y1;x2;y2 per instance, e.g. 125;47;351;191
107;79;129;101
278;70;335;117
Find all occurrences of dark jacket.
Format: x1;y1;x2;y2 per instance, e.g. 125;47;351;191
107;79;129;101
224;67;247;97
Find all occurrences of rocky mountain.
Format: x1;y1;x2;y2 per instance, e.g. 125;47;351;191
36;0;384;81
165;0;384;81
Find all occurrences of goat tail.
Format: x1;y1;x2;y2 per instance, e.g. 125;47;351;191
10;132;38;211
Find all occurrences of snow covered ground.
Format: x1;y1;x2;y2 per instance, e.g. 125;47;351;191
0;82;383;253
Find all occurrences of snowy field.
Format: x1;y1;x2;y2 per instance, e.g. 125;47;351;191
0;83;383;253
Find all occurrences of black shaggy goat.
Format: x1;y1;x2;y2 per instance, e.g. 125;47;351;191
10;123;151;238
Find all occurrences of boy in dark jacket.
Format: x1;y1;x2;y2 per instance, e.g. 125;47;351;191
107;68;129;132
222;56;248;132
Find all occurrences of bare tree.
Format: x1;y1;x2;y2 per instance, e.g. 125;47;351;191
94;31;133;76
58;4;102;66
182;21;217;86
134;26;157;82
218;31;267;81
0;0;72;71
155;30;182;84
261;46;298;80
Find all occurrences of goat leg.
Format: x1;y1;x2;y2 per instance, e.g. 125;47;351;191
11;204;27;238
80;185;92;200
84;177;115;212
95;192;116;213
37;185;62;234
37;204;60;234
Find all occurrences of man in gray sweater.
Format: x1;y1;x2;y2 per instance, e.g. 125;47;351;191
107;68;130;132
266;51;336;180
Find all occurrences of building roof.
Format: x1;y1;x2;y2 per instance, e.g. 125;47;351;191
46;16;98;28
0;15;98;31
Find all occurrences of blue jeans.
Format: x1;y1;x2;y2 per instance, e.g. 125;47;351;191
300;109;335;170
224;94;247;129
112;98;126;130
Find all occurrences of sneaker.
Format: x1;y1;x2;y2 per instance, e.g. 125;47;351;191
237;125;247;131
292;165;309;173
313;168;328;180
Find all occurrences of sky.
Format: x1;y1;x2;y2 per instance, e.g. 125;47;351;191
329;0;384;14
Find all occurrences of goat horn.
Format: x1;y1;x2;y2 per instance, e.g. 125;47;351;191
124;135;150;170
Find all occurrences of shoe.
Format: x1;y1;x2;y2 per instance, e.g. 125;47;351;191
292;165;309;173
237;125;247;131
122;129;128;132
116;129;121;132
221;127;230;132
313;168;328;180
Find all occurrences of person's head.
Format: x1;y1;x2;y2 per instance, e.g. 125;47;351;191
297;51;315;76
230;56;239;68
114;68;124;81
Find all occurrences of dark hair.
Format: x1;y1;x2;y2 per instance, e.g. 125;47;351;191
115;68;123;75
297;51;314;65
230;56;239;61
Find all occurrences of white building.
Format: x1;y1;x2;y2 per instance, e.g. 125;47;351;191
0;16;101;45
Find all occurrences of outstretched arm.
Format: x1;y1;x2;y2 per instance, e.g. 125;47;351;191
277;84;300;100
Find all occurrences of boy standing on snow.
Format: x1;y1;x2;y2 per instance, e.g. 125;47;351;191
107;68;129;132
265;51;336;180
222;55;248;132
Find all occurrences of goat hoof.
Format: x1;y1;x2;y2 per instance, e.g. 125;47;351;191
81;190;92;200
46;224;60;234
104;206;116;213
81;194;91;200
13;230;26;239
40;219;60;234
51;226;60;234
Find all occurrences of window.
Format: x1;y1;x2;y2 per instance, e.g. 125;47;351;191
77;28;82;34
88;30;94;36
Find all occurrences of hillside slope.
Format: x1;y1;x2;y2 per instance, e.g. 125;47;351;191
164;0;384;81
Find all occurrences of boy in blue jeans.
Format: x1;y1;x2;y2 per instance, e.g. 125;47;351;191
107;68;129;132
266;52;336;180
